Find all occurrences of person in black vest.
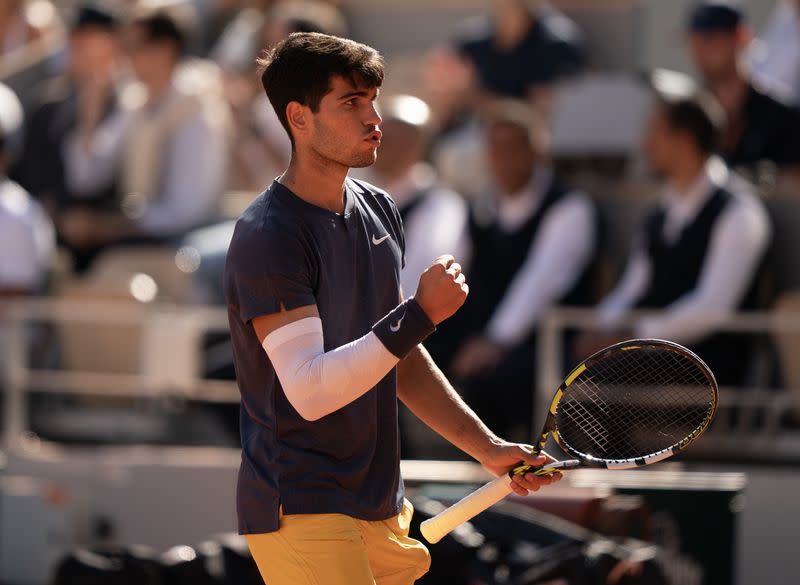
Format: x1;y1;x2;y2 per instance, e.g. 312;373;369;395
432;99;597;440
582;70;771;387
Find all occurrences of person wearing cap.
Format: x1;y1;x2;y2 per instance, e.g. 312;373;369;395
434;99;597;440
686;0;800;176
580;70;771;387
16;2;125;272
354;95;468;297
0;82;55;297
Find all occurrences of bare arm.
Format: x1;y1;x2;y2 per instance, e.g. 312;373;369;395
397;344;561;495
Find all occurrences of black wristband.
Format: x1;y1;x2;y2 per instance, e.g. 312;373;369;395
372;297;436;359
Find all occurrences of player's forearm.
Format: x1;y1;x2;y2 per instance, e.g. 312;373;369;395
397;345;502;461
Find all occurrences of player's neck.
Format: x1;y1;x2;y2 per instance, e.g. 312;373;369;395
280;153;349;214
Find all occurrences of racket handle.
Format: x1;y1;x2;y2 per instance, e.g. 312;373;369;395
419;474;514;544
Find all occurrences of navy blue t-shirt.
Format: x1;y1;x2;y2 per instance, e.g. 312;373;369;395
224;178;406;534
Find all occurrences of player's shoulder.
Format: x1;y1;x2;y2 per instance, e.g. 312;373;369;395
229;185;305;252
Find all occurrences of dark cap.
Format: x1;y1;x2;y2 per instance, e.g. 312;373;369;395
71;3;121;32
688;1;745;34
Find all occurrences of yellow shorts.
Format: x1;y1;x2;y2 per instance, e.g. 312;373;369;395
245;498;430;585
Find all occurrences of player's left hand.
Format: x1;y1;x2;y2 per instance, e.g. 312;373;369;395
479;441;562;496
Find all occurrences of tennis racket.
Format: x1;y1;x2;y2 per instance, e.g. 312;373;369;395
420;338;718;544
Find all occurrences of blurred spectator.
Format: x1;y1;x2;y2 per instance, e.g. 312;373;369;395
458;0;582;104
583;70;771;387
58;3;231;261
15;2;123;273
686;0;800;174
0;83;54;296
749;0;800;107
425;1;583;199
431;100;597;439
355;95;467;295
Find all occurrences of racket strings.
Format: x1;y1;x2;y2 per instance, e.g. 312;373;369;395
555;347;714;461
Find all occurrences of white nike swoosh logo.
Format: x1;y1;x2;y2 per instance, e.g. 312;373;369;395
372;234;390;245
390;316;404;332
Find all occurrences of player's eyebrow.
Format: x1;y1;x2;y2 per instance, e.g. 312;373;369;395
337;88;379;101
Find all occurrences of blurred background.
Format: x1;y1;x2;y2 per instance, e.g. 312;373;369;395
1;0;799;583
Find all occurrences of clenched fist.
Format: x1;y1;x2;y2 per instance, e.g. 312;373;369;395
414;255;469;325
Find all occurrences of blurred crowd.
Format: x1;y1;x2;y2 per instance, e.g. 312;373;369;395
2;0;800;444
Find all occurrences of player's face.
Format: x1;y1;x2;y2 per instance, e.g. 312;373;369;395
688;31;740;83
487;122;536;196
308;76;382;169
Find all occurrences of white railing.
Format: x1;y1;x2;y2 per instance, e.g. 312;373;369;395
2;300;800;460
0;298;235;450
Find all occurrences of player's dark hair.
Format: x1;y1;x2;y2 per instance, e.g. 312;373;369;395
654;88;725;155
257;33;384;145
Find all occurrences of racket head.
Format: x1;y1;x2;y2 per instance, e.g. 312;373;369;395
546;339;718;469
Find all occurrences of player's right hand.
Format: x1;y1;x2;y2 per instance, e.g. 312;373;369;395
414;255;469;325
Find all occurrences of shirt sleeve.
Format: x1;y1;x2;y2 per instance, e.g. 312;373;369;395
485;192;595;346
0;216;42;290
226;223;317;323
136;111;227;235
635;197;771;344
597;239;652;329
62;106;129;197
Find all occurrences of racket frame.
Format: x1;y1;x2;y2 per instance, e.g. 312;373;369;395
511;338;719;478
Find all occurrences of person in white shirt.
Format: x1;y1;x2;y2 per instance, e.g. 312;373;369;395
0;85;54;296
581;71;771;386
749;0;800;107
354;94;468;296
432;99;597;439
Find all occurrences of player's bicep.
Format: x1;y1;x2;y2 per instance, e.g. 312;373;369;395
252;304;320;347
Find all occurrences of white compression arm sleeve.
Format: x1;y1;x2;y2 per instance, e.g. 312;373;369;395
262;317;399;421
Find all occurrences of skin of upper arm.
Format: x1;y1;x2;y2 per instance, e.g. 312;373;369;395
252;304;320;346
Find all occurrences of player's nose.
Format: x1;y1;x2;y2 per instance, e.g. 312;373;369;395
364;103;382;126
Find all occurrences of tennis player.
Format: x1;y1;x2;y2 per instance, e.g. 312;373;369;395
224;33;561;585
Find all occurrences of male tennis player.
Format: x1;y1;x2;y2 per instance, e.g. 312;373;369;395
224;33;561;585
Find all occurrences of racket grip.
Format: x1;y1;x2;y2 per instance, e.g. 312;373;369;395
420;474;514;544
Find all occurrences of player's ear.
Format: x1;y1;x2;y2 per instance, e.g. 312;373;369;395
286;101;309;138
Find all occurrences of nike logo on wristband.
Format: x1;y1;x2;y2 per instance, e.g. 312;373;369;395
390;315;404;332
372;234;390;245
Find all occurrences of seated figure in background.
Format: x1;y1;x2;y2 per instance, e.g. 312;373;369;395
431;100;597;440
354;95;467;296
424;0;585;198
581;71;772;387
15;3;124;273
686;0;800;178
58;4;231;264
